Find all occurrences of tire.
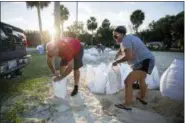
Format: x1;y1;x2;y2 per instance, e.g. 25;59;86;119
15;69;22;76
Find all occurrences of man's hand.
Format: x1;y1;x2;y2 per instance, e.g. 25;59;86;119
53;71;60;76
112;61;118;66
53;76;59;82
52;75;63;82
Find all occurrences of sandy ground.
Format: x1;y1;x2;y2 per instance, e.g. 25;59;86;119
1;49;183;123
20;67;184;123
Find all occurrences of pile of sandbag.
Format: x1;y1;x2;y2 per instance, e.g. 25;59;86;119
160;59;184;101
83;47;117;62
83;48;100;62
87;63;160;94
87;63;122;94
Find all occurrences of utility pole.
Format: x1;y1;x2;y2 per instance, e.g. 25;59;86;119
54;2;60;41
76;1;78;38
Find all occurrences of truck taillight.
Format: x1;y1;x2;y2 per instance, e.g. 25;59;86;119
24;40;28;47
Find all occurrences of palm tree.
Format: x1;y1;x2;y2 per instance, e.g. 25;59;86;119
102;19;110;28
60;4;69;35
87;17;98;45
130;9;145;34
26;2;50;44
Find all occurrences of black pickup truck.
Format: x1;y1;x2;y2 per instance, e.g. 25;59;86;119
0;22;31;78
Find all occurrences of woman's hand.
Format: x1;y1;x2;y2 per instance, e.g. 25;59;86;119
112;61;118;66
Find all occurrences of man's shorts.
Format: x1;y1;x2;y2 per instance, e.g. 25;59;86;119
60;44;84;70
132;58;155;75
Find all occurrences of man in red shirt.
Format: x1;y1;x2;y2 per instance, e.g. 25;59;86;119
46;37;84;96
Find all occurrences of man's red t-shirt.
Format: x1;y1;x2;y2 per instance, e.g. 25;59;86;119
57;38;81;62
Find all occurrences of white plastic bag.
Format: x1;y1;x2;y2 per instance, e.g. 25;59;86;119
160;59;184;100
52;78;67;99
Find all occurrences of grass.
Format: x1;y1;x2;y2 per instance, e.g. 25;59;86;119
0;53;52;123
0;54;50;96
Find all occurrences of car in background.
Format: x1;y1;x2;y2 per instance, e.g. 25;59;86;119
0;22;31;79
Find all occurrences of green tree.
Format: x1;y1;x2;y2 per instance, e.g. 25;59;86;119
26;2;50;44
60;4;69;35
95;19;114;47
172;11;184;50
87;17;98;45
78;32;92;44
139;11;184;51
67;21;85;37
154;15;175;48
63;31;76;38
25;30;51;47
130;9;145;33
102;19;110;28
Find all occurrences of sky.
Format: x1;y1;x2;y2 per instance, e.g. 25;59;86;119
1;1;184;34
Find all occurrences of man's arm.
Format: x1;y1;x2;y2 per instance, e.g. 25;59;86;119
46;55;56;75
58;60;73;80
116;48;134;64
114;48;122;60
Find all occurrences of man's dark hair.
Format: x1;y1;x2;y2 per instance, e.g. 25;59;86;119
114;26;127;35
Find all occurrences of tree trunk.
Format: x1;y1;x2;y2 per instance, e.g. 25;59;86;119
91;30;93;45
36;4;43;44
135;26;138;35
54;2;61;42
61;21;64;36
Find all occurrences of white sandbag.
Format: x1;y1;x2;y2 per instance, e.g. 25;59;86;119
83;54;99;61
146;66;160;89
119;64;132;88
87;48;99;56
86;65;95;84
160;59;184;100
104;48;112;52
120;63;160;89
108;50;117;55
106;64;122;94
52;78;67;99
36;45;44;54
87;63;123;94
87;63;108;94
87;62;160;95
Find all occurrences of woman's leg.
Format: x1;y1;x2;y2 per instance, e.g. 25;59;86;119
138;71;147;100
123;70;141;107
